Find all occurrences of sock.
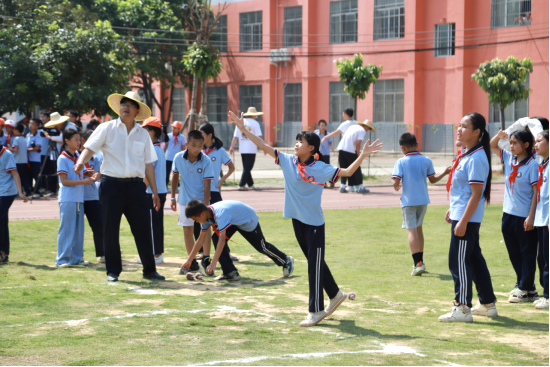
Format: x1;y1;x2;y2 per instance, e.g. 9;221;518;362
359;184;365;189
419;252;424;263
412;252;422;265
341;184;346;188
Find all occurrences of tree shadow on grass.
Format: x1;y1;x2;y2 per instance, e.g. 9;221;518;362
473;315;549;332
322;319;417;342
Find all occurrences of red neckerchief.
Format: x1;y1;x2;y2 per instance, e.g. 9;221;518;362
7;134;12;147
203;146;215;156
0;146;7;158
509;155;533;194
406;151;421;157
537;159;549;202
154;142;161;147
62;151;81;179
174;134;178;146
296;159;325;187
76;150;90;170
446;149;465;194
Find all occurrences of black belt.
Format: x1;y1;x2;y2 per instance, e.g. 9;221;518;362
102;175;143;182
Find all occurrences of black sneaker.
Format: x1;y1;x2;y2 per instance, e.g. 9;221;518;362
201;256;215;277
215;270;241;281
190;259;200;272
0;253;9;264
107;273;118;282
528;291;540;302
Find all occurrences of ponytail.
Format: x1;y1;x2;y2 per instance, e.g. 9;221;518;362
465;112;491;204
199;123;224;149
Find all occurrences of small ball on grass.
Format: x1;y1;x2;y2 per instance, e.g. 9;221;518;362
348;292;356;300
194;272;203;280
186;272;195;281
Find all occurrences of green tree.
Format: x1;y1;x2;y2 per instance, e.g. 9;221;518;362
471;56;533;130
335;54;382;100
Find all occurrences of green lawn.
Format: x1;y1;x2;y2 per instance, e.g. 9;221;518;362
0;205;548;366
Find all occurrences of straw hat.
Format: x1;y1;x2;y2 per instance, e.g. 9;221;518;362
44;112;69;128
358;119;377;133
141;116;162;129
107;91;151;121
171;121;183;129
243;107;263;117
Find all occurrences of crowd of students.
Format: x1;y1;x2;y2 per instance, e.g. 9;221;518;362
0;95;548;326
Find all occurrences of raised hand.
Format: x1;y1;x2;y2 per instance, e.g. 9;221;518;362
497;129;508;140
228;111;245;130
361;139;383;157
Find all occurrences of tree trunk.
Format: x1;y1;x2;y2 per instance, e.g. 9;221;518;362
500;107;506;131
189;72;199;130
199;78;208;122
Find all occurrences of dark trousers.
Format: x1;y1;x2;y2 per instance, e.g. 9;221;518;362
536;226;549;298
40;156;49;191
16;163;32;195
292;219;339;313
100;179;156;276
322;155;330;165
502;213;538;291
29;161;42;192
0;195;16;255
84;200;104;257
212;223;287;276
147;193;166;255
165;160;172;186
48;158;58;193
449;221;496;308
338;150;362;186
239;153;256;187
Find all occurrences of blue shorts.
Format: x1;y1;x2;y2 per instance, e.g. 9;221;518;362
401;205;427;229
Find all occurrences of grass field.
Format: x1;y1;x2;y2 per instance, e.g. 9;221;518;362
0;205;548;366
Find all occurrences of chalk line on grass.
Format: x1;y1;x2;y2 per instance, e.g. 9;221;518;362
128;287;162;295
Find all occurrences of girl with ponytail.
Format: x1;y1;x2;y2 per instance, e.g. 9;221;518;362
491;125;540;303
440;112;497;323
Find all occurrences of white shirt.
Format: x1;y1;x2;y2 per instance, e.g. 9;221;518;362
233;118;262;154
336;119;357;151
51;122;79;150
84;118;157;178
338;125;366;154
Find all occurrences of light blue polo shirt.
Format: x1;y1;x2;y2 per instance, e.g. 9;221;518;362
38;130;51;157
392;152;435;207
203;146;231;193
165;133;187;161
449;144;489;223
0;134;7;146
147;144;167;194
275;150;340;226
26;133;42;162
172;150;214;205
501;149;539;218
0;148;18;197
200;200;259;233
57;152;86;203
12;136;28;164
83;154;101;201
315;130;332;156
535;160;549;227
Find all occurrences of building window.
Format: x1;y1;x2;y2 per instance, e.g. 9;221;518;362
489;75;529;123
284;83;302;122
284;6;302;47
434;23;455;57
373;79;404;123
329;0;358;44
211;15;227;53
207;86;228;123
240;11;262;52
491;0;531;28
239;85;262;123
374;0;405;40
172;87;186;122
329;82;357;123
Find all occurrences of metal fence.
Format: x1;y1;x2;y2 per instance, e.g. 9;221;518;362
422;124;456;153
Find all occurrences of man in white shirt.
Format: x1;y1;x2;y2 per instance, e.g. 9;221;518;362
337;119;376;194
229;107;264;191
75;91;164;282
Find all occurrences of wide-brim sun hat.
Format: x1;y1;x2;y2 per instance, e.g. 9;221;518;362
107;91;151;121
141;116;162;129
44;112;69;128
358;119;377;133
243;107;263;117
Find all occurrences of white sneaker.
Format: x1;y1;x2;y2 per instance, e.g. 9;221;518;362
439;303;473;323
77;260;90;265
138;255;165;264
533;298;543;305
535;298;549;309
345;186;356;192
299;311;327;327
411;262;426;276
509;287;529;303
325;290;347;317
471;302;498;317
57;263;70;268
97;256;105;263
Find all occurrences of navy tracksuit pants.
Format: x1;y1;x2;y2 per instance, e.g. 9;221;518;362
147;193;166;255
16;163;32;195
0;195;16;255
29;161;42;192
449;221;496;308
536;226;549;299
84;200;104;257
212;223;287;276
292;219;340;313
502;213;538;291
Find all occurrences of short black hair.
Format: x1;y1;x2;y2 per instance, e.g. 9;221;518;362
14;123;25;134
120;97;140;109
318;119;327;126
80;130;93;140
40;110;51;118
188;130;204;143
399;133;417;148
144;125;162;139
69;110;79;118
343;108;354;119
531;116;549;131
87;119;100;131
30;118;41;125
185;200;208;218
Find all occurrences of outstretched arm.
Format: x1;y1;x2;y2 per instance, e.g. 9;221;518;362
228;111;275;158
340;139;383;177
429;166;452;184
321;130;342;145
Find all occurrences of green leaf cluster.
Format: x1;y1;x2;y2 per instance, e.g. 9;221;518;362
182;42;222;81
471;56;533;110
336;54;382;100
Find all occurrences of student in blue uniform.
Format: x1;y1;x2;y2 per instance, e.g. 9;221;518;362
439;112;497;323
9;123;32;197
181;200;294;281
170;130;213;273
140;117;167;264
164;121;187;186
533;130;549;309
26;119;43;197
228;110;383;327
56;129;94;268
79;130;105;263
392;133;451;276
0;119;6;146
0;143;28;263
491;129;539;303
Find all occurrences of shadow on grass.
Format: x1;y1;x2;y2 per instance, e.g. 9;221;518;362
421;272;454;281
323;319;416;341
119;276;294;290
474;315;549;332
16;261;60;271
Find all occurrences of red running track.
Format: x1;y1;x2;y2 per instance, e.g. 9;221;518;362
10;183;505;221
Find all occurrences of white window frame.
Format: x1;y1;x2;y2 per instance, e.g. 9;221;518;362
284;83;302;123
207;86;228;123
434;23;455;57
490;0;532;28
373;79;405;123
284;6;302;48
240;11;262;52
374;0;405;40
329;82;357;124
329;0;358;44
